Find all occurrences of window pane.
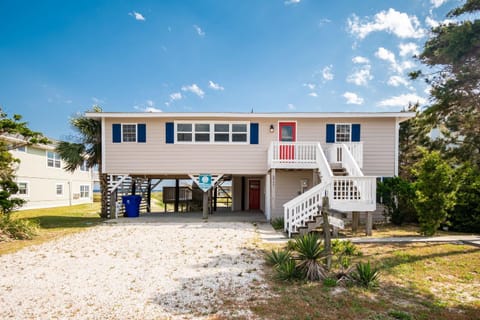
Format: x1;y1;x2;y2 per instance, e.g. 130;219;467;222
177;123;192;132
232;124;247;132
55;160;61;168
215;134;229;142
232;133;247;142
336;124;351;142
281;126;293;142
195;124;210;132
177;133;192;142
123;124;137;142
18;183;27;195
48;159;54;167
195;133;210;142
214;124;229;132
56;185;63;195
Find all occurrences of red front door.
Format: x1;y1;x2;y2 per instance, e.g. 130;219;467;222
249;180;260;210
279;122;296;160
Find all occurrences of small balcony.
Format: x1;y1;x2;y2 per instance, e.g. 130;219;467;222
268;141;363;170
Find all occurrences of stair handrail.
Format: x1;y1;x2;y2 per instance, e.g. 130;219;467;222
315;143;334;180
340;144;363;177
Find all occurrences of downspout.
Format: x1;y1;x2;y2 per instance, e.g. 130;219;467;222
394;118;400;177
68;180;72;206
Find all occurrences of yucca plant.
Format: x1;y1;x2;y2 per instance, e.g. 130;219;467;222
271;217;285;230
265;249;291;266
275;259;301;281
350;261;380;289
294;233;328;281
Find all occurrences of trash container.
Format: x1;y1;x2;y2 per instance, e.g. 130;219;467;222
122;195;142;218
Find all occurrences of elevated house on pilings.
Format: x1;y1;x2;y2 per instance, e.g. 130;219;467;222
87;111;414;236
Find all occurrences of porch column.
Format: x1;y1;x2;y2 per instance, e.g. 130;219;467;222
147;179;151;213
265;173;271;221
241;176;246;211
271;169;276;210
202;191;208;219
352;211;359;233
365;212;373;236
174;179;179;212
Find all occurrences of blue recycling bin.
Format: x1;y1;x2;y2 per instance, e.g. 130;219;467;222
122;195;142;218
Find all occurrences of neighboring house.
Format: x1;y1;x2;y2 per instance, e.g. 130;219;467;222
87;112;414;236
7;137;94;210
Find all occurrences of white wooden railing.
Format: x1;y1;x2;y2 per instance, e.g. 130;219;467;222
268;142;319;169
325;142;363;169
283;142;376;237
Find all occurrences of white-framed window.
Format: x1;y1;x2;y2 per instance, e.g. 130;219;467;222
175;122;249;144
122;124;137;142
56;184;64;196
80;185;90;198
16;146;27;152
335;124;351;142
47;151;61;168
80;160;88;171
17;182;29;196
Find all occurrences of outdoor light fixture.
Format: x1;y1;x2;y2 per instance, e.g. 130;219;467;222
269;124;274;133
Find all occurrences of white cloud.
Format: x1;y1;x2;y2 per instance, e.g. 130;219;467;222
181;84;205;98
347;65;373;86
193;25;205;37
134;100;162;112
208;80;224;91
375;47;415;73
170;92;182;101
308;92;318;97
318;18;331;27
287;103;296;110
348;8;425;39
352;56;370;64
303;83;316;90
322;65;334;81
425;16;456;28
377;93;426;107
129;11;145;21
144;107;162;112
343;92;364;105
285;0;301;5
399;42;419;57
387;75;410;87
431;0;448;8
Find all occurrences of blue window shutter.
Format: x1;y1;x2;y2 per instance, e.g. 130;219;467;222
112;124;121;143
326;124;335;143
250;123;259;144
352;124;361;142
165;122;174;144
137;124;146;143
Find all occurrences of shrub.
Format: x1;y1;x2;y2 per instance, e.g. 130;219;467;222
265;249;291;267
275;259;301;281
295;233;328;281
412;149;457;236
271;217;284;230
0;215;38;240
377;177;416;225
322;277;337;287
350;261;380;289
332;240;361;256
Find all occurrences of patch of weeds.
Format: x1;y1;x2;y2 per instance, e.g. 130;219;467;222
271;217;284;230
0;215;38;240
350;261;380;289
388;310;413;320
322;277;337;288
276;260;302;281
265;249;291;267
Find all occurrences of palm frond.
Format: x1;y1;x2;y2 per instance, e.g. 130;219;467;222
55;141;85;172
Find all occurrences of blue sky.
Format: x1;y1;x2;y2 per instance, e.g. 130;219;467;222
0;0;459;140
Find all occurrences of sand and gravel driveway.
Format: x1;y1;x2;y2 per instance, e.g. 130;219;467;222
0;220;270;319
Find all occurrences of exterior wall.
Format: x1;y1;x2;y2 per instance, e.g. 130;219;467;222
271;170;314;220
11;146;94;210
103;116;397;177
231;175;265;212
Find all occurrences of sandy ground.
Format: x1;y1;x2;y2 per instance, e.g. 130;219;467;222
0;221;269;319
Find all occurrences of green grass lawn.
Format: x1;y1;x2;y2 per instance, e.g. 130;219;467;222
0;203;102;255
252;242;480;320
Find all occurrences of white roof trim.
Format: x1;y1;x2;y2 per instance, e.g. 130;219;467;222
86;111;415;122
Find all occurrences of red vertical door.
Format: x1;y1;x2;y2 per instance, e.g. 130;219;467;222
249;180;260;210
279;122;296;160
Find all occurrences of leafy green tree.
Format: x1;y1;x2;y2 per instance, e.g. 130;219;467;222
449;162;480;232
378;177;415;225
55;106;108;218
410;0;480;167
0;109;48;215
412;149;457;236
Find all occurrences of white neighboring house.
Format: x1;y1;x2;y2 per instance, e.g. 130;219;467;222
9;139;94;210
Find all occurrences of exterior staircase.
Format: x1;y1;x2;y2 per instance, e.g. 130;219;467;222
282;143;376;237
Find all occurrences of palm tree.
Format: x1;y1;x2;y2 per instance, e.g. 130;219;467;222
56;106;108;218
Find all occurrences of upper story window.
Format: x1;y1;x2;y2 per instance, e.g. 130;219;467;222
80;160;88;171
47;151;61;168
122;124;137;142
17;182;29;196
175;122;249;144
16;146;27;152
335;124;351;142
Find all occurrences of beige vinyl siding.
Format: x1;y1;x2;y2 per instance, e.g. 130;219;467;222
271;170;314;220
104;117;396;177
12;146;93;210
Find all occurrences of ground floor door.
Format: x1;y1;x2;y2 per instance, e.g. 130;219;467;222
248;180;260;210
